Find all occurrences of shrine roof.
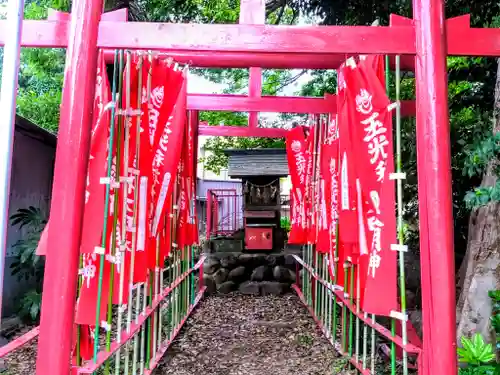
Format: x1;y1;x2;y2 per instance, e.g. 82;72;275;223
224;148;288;177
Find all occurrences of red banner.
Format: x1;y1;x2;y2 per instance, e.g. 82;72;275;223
132;58;154;283
80;50;113;256
285;126;309;244
134;59;184;281
336;65;359;295
75;253;111;326
177;106;197;250
74;51;113;325
36;51;112;257
317;113;340;286
343;58;398;316
150;76;187;239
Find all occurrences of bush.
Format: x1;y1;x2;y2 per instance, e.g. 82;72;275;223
9;206;46;322
280;216;291;232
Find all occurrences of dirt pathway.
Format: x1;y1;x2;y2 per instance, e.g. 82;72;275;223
155;293;340;375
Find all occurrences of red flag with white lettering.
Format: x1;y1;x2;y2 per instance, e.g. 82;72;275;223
37;51;112;257
343;58;398;316
132;61;154;282
133;59;184;282
75;253;111;326
336;65;359;294
177;105;197;249
317;116;339;252
79;50;113;256
305;125;316;244
285;126;309;244
74;51;113;325
150;76;187;239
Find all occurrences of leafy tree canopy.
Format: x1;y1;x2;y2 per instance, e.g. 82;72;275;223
6;0;500;259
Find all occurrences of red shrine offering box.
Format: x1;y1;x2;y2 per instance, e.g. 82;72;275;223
245;226;273;250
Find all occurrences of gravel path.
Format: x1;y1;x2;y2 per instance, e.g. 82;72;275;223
2;293;342;374
154;293;340;375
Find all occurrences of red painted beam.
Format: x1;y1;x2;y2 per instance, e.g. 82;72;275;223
0;20;416;54
47;11;416;70
0;326;39;358
188;93;416;117
102;49;416;70
1;17;499;61
198;125;288;138
187;94;335;114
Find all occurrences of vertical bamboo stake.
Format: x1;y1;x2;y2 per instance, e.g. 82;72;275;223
395;54;409;375
104;49;126;375
92;49;118;362
124;53;143;375
114;49;133;375
385;54;397;375
348;264;354;357
139;277;149;375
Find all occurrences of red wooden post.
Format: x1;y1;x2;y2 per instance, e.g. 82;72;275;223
413;0;457;373
206;190;212;241
35;0;103;373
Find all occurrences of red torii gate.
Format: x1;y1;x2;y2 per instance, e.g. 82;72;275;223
0;0;485;372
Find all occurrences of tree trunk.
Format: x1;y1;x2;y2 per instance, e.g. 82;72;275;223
456;59;500;342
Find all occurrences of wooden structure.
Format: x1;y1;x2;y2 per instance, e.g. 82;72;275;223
226;149;288;251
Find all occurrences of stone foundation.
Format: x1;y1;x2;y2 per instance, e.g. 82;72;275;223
203;252;298;296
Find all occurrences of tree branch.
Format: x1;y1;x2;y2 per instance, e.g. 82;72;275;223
275;70;308;92
275;0;287;24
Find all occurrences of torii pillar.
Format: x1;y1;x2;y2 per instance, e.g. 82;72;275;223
413;0;457;373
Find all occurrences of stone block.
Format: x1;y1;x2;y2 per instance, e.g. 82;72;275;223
217;281;236;294
251;265;272;282
203;256;221;275
227;266;246;282
213;268;229;285
239;281;260;295
260;281;284;296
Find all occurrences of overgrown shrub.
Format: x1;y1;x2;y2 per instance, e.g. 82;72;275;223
9;206;46;322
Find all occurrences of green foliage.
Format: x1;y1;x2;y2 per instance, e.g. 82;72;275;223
458;366;500;375
280;216;291;232
19;289;42;322
299;70;337;97
489;290;500;354
458;334;496;366
463;134;500;179
9;206;46;322
458;292;500;375
2;0;67;133
464;185;500;210
9;206;46;283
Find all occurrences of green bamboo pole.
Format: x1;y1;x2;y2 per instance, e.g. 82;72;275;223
104;49;125;375
146;272;153;369
114;49;134;375
92;49;120;363
385;54;397;375
395;54;409;375
348;264;354;358
341;264;348;352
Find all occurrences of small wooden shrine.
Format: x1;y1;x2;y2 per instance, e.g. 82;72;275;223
225;148;288;251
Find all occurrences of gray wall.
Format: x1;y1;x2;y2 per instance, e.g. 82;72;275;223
3;124;55;316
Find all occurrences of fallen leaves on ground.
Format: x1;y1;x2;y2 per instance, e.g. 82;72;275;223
154;293;341;375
